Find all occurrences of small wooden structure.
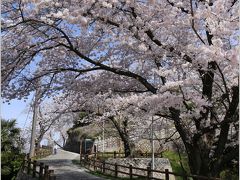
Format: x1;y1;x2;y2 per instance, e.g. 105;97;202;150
22;157;56;180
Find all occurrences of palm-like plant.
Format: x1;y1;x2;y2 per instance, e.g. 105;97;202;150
1;119;24;180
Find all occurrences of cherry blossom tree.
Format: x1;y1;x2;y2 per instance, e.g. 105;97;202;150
35;99;75;147
2;0;239;177
21;95;76;149
80;93;140;157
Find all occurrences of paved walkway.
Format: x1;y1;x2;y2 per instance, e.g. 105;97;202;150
38;149;106;180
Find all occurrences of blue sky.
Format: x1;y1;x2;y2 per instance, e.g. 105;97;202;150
1;96;61;147
1;98;32;129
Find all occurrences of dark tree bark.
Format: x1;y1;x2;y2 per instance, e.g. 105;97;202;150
109;116;134;157
170;68;239;178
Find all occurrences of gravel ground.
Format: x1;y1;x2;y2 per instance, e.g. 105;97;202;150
38;149;106;180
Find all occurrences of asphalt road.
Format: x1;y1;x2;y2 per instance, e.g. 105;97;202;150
38;149;106;180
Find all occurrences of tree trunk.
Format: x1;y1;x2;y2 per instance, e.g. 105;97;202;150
109;116;133;157
186;145;212;177
170;108;219;178
122;135;132;157
35;134;43;148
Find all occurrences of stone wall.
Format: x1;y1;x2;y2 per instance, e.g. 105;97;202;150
94;137;123;152
64;138;94;154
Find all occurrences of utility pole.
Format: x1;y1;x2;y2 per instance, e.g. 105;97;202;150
151;116;155;170
102;119;105;152
79;138;83;161
29;80;41;158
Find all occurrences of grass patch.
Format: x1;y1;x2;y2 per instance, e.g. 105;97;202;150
72;159;81;165
162;151;239;180
162;150;190;180
220;168;239;180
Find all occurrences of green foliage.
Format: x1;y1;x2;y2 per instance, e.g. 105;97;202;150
79;112;88;119
162;150;190;180
33;148;52;160
1;119;25;180
163;150;239;179
220;168;239;180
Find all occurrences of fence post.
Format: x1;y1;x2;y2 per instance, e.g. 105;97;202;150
49;170;56;180
114;151;116;158
44;165;49;180
79;139;83;162
32;160;37;177
22;159;26;172
39;162;44;179
129;165;133;179
160;151;163;158
27;159;31;174
165;169;169;180
93;158;96;171
102;160;105;174
147;166;151;179
86;155;90;168
83;154;86;167
184;175;188;180
94;152;97;160
114;163;118;177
